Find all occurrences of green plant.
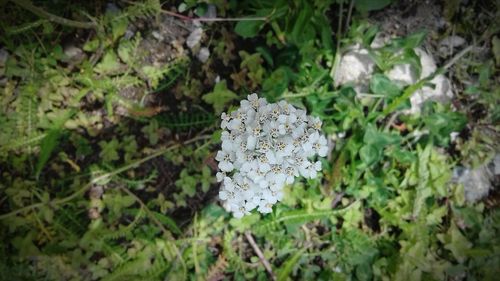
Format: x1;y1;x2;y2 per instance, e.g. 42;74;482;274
0;0;498;280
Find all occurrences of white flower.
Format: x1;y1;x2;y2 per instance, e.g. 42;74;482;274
257;154;271;173
284;166;298;184
241;93;266;110
240;159;258;174
228;118;243;131
221;112;231;129
304;161;322;179
216;172;225;182
266;150;284;165
257;201;273;213
215;94;330;218
306;131;328;157
216;150;234;172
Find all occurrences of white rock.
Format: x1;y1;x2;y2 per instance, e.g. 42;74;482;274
440;35;466;49
333;45;374;92
386;48;452;114
62;45;84;64
453;164;494;203
387;63;417;85
197;47;210;63
151;31;164;41
64;45;83;59
186;27;203;49
407;74;453;114
370;34;390;48
450;131;459;142
416;48;437;77
335;40;455;115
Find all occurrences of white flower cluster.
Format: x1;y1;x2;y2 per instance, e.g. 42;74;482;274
215;94;328;218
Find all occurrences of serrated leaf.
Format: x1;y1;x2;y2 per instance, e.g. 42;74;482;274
95;51;121;75
151;211;181;235
111;18;129;41
445;223;472;263
277;248;306;281
83;38;100;52
202;80;238;114
229;213;260;232
255;202;359;235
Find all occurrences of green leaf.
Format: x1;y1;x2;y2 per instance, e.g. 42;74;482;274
402;31;427;49
426;205;447;225
229;213;260;232
343;201;363;228
492;36;500;66
355;262;373;281
151;211;182;235
83;38;100;52
202;80;238;114
235;20;262;38
255;202;359;235
388;147;416;164
423;108;467;146
383;74;435;116
290;3;313;45
141;120;159;145
363;124;401;148
175;169;197;197
360;144;380;166
35;110;73;179
35;129;63;179
95;51;121;75
111;18;129;41
256;46;274;67
263;67;291;100
444;223;472;263
370;74;401;97
103;193;136;218
99;138;120;162
277;248;306;281
354;0;392;12
318;14;334;50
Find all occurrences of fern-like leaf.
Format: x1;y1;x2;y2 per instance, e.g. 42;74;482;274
116;0;161;22
207;254;228;281
222;231;245;271
143;255;170;280
9;84;40;154
101;207;146;241
156;110;216;132
254;202;359;235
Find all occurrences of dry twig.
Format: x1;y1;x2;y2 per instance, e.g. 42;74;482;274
244;231;276;281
